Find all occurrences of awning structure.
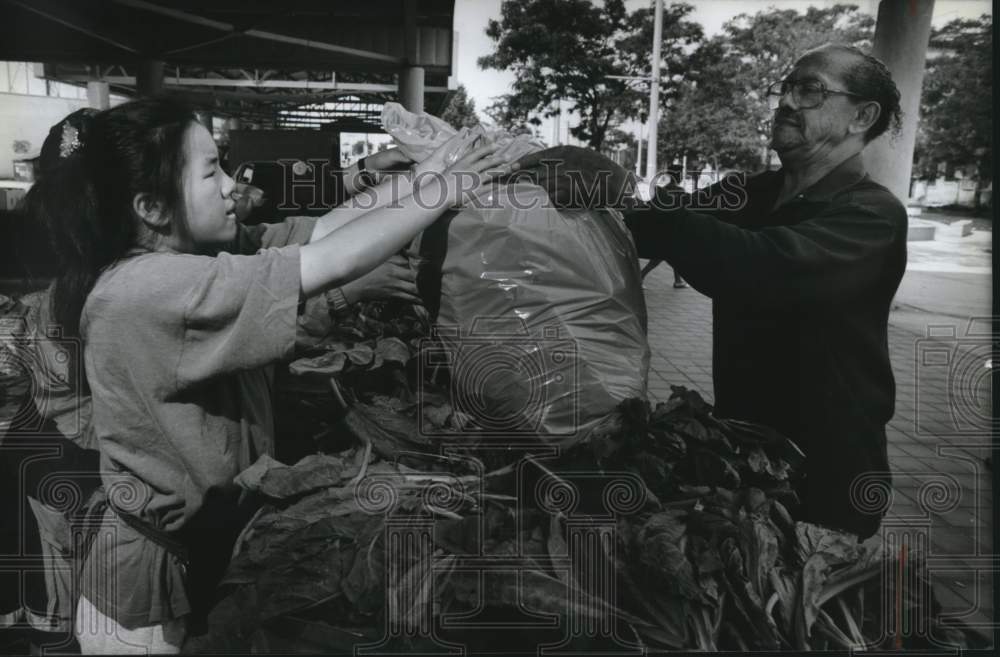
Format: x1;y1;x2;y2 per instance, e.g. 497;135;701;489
0;0;457;124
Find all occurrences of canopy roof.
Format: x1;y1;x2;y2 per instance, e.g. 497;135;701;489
2;0;457;123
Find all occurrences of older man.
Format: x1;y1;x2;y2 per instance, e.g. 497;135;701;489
519;44;907;539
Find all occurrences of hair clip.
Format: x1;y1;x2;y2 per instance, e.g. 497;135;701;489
59;123;82;159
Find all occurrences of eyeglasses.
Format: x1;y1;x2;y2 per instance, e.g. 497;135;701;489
765;79;868;110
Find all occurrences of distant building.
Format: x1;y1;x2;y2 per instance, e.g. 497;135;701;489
911;168;992;209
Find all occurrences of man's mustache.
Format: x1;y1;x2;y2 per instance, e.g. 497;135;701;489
773;110;801;126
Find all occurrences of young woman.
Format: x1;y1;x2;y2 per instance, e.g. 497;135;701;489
32;99;514;653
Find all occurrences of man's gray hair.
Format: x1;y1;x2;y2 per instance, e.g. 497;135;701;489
801;43;903;142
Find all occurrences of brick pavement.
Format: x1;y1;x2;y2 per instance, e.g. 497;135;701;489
640;260;995;643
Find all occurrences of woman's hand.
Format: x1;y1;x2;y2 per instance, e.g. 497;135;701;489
412;128;478;178
300;132;519;298
416;138;519;209
339;255;421;305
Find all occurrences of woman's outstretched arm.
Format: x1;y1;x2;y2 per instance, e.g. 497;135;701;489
299;136;514;298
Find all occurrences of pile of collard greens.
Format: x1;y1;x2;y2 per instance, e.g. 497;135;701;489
184;300;986;653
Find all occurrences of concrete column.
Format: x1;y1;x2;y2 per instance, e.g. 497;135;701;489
86;80;110;110
136;60;165;97
863;0;935;202
398;66;425;113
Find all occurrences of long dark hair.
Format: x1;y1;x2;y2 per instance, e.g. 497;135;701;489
27;99;198;340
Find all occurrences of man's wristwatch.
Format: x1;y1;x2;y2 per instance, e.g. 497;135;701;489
357;157;377;188
327;287;351;313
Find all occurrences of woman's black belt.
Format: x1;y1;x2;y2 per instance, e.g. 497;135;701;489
108;503;190;565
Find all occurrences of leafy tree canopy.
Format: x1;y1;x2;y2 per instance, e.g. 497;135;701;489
914;14;992;184
479;0;701;149
439;84;481;130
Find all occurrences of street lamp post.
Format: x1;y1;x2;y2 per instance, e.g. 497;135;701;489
606;0;664;183
645;0;663;182
636;121;643;177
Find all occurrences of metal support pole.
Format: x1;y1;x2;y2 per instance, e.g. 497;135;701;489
636;128;643;178
553;99;562;146
398;66;425;113
136;59;165;97
86;81;110;109
644;0;663;181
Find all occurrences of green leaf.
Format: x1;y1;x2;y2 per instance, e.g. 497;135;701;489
640;532;701;601
374;337;410;366
767;567;799;637
769;499;796;537
224;509;381;587
233;454;284;493
639;509;687;543
719;536;780;649
422;403;453;430
490;568;648;627
795;522;859;642
256;533;353;620
369;394;414;414
817;541;885;608
738;517;780;601
345;344;375;366
340;403;430;461
288;350;347;377
793;522;858;567
674;417;710;443
254;453;359;500
688;604;719;650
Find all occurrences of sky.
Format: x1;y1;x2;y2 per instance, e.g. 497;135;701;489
452;0;992;142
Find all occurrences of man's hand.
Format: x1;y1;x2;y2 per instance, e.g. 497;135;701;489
232;182;266;222
341;148;413;198
509;146;638;209
366;148;413;172
340;255;421;305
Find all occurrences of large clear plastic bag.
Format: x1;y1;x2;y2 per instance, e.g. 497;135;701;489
384;106;649;446
381;102;543;164
415;185;648;446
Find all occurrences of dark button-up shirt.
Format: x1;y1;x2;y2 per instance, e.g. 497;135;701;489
625;154;908;538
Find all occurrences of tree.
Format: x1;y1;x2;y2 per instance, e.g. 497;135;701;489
721;4;873;87
659;4;874;171
615;2;704;109
479;0;702;150
479;0;706;150
440;84;481;130
479;0;634;149
484;92;542;136
657;38;764;171
913;14;991;205
602;128;638;172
